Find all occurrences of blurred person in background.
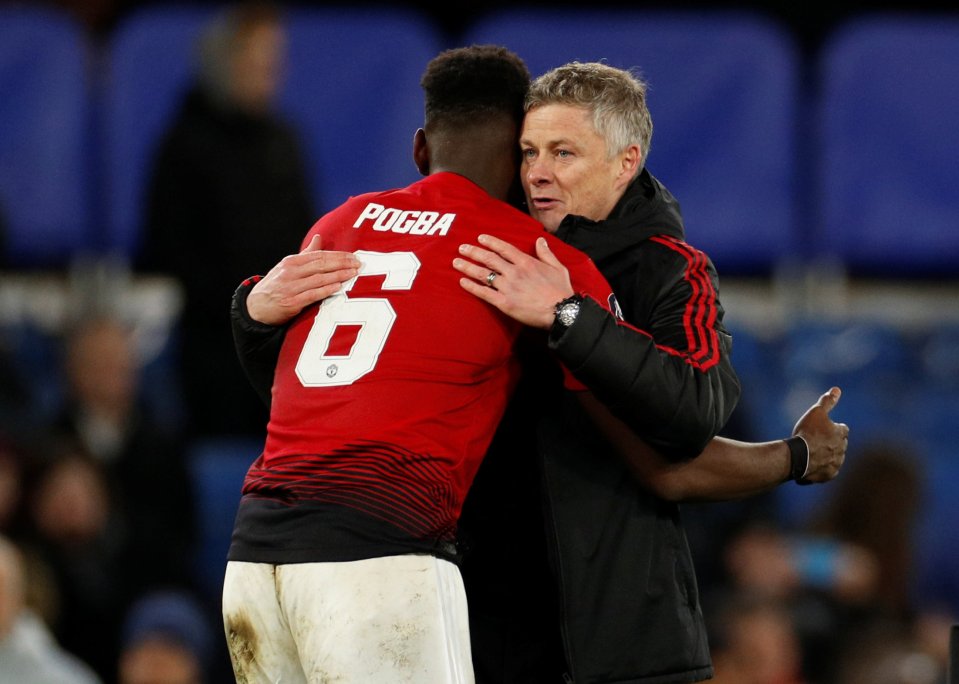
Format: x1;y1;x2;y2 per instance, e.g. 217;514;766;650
717;517;878;682
807;442;923;622
117;589;214;684
834;621;943;684
707;591;807;684
806;442;952;683
14;439;128;683
712;441;942;683
53;315;197;594
138;0;315;440
0;532;102;684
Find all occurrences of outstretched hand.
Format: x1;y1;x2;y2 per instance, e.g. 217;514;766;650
247;234;360;325
793;387;849;483
452;234;574;329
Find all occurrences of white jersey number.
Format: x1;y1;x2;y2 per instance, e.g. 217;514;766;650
295;250;421;387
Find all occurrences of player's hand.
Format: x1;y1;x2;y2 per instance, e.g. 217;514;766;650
247;235;360;325
793;387;849;483
453;234;574;329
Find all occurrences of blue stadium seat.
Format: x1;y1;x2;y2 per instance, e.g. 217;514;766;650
727;320;916;459
188;437;261;596
101;6;444;261
278;8;445;211
461;10;802;275
723;323;788;441
0;6;93;266
918;323;959;389
816;14;959;276
780;320;915;387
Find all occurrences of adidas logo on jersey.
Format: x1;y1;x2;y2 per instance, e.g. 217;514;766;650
352;202;456;236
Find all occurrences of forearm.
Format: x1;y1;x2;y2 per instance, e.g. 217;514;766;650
579;383;847;500
578;392;788;501
658;437;790;501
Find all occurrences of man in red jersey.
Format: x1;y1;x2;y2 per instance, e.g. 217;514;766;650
220;45;617;683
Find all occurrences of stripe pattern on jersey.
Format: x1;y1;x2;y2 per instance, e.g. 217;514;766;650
243;440;458;541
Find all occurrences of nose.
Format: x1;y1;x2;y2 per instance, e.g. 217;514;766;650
524;156;551;186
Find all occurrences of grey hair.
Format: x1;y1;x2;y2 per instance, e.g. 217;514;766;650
526;61;653;168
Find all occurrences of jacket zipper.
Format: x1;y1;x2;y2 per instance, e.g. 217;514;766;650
540;448;576;684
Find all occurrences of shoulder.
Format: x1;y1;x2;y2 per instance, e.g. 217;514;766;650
638;235;719;278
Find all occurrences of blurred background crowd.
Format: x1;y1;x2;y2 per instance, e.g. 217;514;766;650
0;0;957;682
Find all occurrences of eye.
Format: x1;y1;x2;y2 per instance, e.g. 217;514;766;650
521;148;536;161
556;149;572;159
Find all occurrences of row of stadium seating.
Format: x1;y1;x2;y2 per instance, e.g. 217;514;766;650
1;5;958;276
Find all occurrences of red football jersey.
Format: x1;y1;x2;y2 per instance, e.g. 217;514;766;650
232;173;612;563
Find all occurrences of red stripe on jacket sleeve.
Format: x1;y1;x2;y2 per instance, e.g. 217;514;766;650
649;235;721;371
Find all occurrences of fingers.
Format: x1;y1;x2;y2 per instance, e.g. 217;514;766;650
477;233;526;261
302;234;323;253
457;243;514;279
816;386;842;413
288;249;360;278
534;236;563;268
452;257;496;286
456;234;529;276
458;276;500;306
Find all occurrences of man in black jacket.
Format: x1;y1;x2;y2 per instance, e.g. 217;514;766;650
452;60;846;684
230;57;848;684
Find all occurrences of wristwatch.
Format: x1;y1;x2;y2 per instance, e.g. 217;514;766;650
553;294;583;330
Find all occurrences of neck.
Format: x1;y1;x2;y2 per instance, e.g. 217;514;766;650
426;119;517;201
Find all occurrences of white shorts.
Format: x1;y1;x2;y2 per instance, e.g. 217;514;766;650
222;555;474;683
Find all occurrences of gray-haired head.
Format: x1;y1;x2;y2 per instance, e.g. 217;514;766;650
526;61;653;170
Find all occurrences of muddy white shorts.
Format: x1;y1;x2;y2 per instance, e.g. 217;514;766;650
222;554;474;683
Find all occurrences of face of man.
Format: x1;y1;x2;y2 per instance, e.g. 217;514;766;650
519;103;637;233
229;21;286;114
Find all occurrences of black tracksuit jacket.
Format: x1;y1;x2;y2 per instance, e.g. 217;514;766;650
462;169;740;684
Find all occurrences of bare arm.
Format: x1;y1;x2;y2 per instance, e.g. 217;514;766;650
579;387;849;502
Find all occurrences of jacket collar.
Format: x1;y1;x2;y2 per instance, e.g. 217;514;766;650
554;168;686;260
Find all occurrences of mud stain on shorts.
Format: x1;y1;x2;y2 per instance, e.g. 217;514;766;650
225;611;258;683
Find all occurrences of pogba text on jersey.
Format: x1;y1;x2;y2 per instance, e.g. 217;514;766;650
352;202;456;236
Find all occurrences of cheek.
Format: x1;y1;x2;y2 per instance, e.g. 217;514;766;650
567;177;604;215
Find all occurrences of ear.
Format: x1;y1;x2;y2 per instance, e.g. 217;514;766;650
619;143;642;182
413;128;429;176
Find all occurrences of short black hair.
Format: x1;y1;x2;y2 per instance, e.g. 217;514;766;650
421;45;530;129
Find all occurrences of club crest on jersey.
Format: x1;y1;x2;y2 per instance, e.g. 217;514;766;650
353;202;456;236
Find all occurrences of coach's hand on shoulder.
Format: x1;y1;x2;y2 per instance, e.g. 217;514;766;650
248;234;361;326
793;387;849;483
454;235;574;329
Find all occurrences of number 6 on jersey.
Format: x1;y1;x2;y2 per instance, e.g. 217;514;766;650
295;250;421;387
